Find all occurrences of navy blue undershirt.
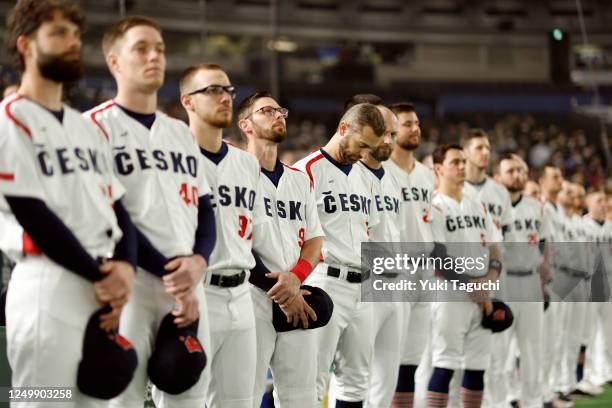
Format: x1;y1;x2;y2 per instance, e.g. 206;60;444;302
320;148;352;176
261;159;284;188
200;142;229;165
116;103;156;130
44;107;64;123
360;160;385;180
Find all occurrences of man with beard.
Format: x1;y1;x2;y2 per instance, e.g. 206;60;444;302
238;91;324;407
347;98;406;408
87;17;216;408
383;102;435;408
0;1;138;405
179;64;261;408
494;154;551;408
293;103;385;407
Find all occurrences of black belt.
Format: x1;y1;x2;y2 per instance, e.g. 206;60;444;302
558;266;589;279
210;271;247;287
507;269;534;277
327;266;370;283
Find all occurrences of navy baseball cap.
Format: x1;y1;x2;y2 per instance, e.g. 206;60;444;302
273;285;334;332
481;299;514;333
77;306;138;399
147;313;207;395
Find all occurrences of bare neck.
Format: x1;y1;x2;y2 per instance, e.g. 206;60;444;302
18;70;63;111
542;190;558;205
323;133;345;163
438;179;463;202
114;88;157;114
465;163;487;184
190;116;224;153
247;139;278;171
509;191;521;204
390;147;416;173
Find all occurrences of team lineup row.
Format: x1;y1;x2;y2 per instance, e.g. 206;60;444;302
0;1;611;408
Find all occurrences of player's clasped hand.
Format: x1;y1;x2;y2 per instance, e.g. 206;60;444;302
172;291;200;328
95;260;136;331
280;289;318;329
163;255;208;296
266;271;301;305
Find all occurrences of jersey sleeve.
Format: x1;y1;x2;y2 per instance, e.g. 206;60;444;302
303;175;324;241
196;153;212;198
0;117;46;200
484;210;500;244
251;165;268;227
367;176;381;232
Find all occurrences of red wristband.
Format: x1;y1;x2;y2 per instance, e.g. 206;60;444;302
22;232;41;256
290;259;313;282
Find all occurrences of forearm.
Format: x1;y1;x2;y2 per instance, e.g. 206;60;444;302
192;195;216;263
292;236;322;282
4;195;102;282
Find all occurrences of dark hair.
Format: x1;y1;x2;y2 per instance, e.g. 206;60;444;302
388;102;416;115
343;94;382;111
179;63;224;94
102;16;161;56
341;103;386;137
236;91;272;122
6;0;85;72
460;128;489;147
432;143;463;164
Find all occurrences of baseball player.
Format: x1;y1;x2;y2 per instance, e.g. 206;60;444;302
581;191;611;392
384;102;436;408
238;91;324;407
494;153;551;408
86;16;215;408
460;129;512;407
343;97;405;408
426;144;501;408
179;63;261;408
293;103;385;406
0;1;138;406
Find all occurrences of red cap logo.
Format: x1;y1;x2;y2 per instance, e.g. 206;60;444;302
180;336;203;354
113;334;134;351
493;309;506;321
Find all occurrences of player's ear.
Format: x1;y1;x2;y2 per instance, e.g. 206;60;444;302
238;118;250;135
180;94;192;112
106;52;118;74
16;35;31;60
433;163;443;177
338;121;348;137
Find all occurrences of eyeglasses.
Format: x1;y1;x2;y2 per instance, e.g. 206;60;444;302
252;106;289;119
187;84;237;99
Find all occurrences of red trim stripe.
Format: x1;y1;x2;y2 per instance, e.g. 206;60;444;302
282;163;302;173
304;153;323;188
22;232;41;255
5;95;31;139
0;173;14;181
89;101;115;141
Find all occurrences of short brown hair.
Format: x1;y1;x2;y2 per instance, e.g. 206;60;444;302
461;128;489;147
343;94;382;112
432;144;463;164
388;102;416;115
102;16;161;56
340;103;386;138
236;91;272;122
179;63;224;94
6;0;85;72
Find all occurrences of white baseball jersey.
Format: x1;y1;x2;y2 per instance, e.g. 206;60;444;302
86;101;209;258
293;149;377;269
0;204;23;262
503;195;551;271
199;141;261;274
464;177;513;238
0;95;123;257
383;159;435;242
431;192;498;278
583;216;612;276
356;161;403;242
252;160;324;272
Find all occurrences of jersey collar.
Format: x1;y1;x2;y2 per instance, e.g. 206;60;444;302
320;148;352;176
360;160;385;180
200;141;229;165
261;159;284;188
115;103;156;130
511;194;523;207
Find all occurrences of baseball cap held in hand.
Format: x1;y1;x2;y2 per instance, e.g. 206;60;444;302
147;313;207;394
78;306;138;399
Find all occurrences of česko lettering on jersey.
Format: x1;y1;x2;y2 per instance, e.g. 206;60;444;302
356;161;403;242
85;101;210;258
253;161;324;272
199;142;262;274
463;177;512;238
0;95;123;256
294;149;377;269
